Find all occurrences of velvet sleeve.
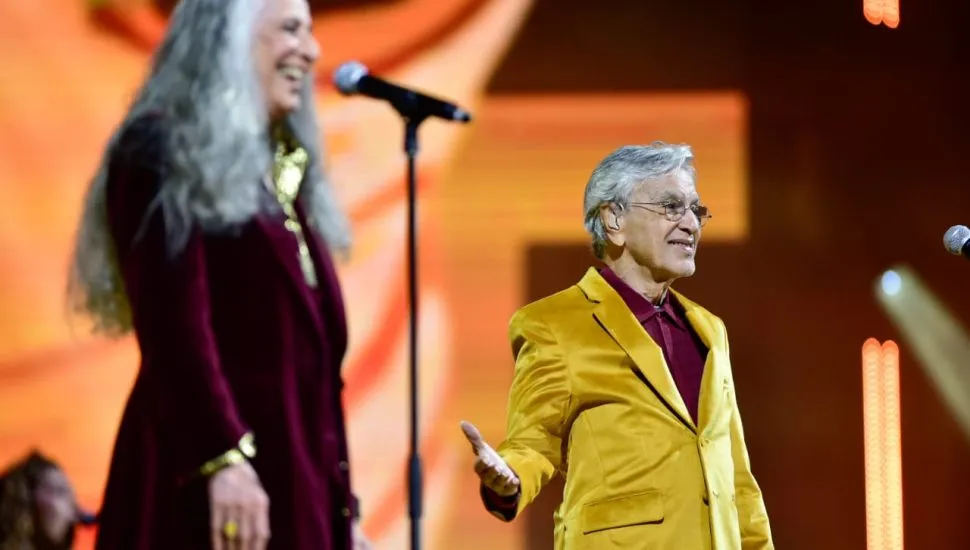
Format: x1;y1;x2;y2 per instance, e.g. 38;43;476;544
105;118;250;480
483;308;570;521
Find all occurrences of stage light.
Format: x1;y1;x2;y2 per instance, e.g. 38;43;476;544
873;265;970;443
864;0;900;28
862;339;904;550
880;270;901;296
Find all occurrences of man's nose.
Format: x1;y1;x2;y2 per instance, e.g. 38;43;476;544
679;210;700;232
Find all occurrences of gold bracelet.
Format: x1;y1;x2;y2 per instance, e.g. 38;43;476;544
198;432;257;477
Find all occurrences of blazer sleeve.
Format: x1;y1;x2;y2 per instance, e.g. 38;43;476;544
723;325;774;549
106;118;250;480
484;308;571;521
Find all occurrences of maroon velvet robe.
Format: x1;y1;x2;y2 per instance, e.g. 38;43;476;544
93;115;356;550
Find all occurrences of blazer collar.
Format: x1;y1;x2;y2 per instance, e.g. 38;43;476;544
578;267;723;433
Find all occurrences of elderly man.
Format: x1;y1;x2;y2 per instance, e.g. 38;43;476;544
461;143;773;549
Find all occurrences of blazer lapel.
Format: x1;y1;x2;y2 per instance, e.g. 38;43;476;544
579;268;697;432
677;291;726;434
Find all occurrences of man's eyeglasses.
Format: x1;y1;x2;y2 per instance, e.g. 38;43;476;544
628;201;712;227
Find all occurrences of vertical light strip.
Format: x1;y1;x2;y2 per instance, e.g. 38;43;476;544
863;0;884;25
881;341;904;549
862;340;886;550
882;0;900;28
862;339;904;550
863;0;900;28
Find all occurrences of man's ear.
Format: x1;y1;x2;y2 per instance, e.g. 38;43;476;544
600;204;625;247
602;203;622;230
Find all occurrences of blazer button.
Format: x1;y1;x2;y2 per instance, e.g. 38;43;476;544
341;507;352;518
339;460;349;471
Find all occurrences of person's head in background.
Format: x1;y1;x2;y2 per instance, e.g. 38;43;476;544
0;451;84;550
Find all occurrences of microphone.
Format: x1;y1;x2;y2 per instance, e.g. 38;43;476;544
332;61;471;124
943;225;970;258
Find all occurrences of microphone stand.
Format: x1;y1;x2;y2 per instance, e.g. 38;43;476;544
400;111;428;550
387;92;469;550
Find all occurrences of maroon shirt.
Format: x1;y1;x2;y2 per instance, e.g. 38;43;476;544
483;265;708;516
597;266;708;424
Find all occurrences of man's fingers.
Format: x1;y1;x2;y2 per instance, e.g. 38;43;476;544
492;460;511;477
499;475;520;495
475;455;518;483
478;465;520;497
474;445;507;473
460;420;486;452
475;457;503;480
486;472;519;498
463;422;514;477
465;423;520;497
482;466;519;490
482;454;514;480
481;468;501;487
496;479;512;495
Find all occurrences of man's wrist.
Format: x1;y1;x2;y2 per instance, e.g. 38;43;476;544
481;484;520;508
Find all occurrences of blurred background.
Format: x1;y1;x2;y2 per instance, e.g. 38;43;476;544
1;0;969;548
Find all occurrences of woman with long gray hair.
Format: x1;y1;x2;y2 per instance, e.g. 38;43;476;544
68;0;371;548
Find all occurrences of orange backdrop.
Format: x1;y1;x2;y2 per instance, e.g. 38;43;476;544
0;1;746;549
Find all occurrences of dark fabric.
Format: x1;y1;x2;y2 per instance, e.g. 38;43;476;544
94;115;354;550
479;483;519;521
597;266;708;424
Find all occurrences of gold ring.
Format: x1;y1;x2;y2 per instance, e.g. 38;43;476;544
222;520;239;539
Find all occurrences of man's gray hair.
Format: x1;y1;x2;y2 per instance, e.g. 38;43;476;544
68;0;352;336
583;142;695;259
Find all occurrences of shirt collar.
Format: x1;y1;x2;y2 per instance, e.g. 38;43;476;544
597;266;687;329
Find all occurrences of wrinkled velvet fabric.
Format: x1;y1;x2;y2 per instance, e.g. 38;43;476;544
94;115;355;550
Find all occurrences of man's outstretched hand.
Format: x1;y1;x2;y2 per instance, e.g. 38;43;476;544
460;421;520;497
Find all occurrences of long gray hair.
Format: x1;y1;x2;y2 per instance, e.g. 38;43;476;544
68;0;351;336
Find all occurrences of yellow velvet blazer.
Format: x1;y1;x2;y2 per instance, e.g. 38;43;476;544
496;268;773;550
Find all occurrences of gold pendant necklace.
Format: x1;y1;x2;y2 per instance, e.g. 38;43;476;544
271;133;318;288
